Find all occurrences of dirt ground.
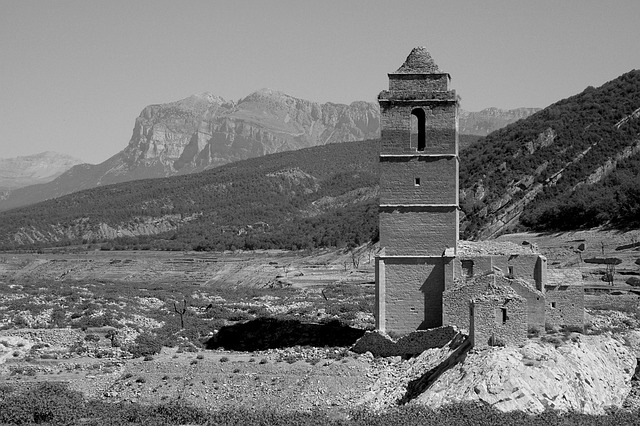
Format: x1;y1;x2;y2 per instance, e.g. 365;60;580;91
0;246;375;290
0;327;399;415
1;230;640;413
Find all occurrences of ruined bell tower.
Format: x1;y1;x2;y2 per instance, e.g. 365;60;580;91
375;47;459;334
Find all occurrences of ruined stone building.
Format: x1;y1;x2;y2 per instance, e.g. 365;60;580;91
374;47;584;347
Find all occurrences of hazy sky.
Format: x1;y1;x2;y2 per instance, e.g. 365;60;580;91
1;0;638;164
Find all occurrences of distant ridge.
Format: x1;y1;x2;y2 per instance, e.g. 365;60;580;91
458;107;541;137
0;151;82;191
0;87;536;212
0;90;379;212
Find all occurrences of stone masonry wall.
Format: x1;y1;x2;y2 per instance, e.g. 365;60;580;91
380;157;457;204
545;269;584;329
545;286;584;329
454;257;493;282
379;103;457;155
508;278;546;329
380;207;458;256
443;274;495;331
491;254;541;289
383;258;446;334
470;296;527;349
444;273;545;332
388;74;449;91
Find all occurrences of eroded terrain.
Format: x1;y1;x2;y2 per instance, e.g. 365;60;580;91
1;230;640;420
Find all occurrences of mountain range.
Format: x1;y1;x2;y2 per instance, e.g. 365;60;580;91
0;152;82;192
0;64;636;251
0;88;535;212
7;69;636;250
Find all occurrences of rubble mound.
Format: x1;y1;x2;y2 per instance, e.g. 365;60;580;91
358;334;635;415
351;327;459;357
413;335;635;414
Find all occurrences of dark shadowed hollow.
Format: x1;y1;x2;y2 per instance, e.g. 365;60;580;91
205;318;366;351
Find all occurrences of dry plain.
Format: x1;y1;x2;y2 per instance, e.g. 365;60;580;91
1;229;640;419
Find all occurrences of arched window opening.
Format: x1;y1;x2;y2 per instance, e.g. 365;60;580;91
410;108;426;151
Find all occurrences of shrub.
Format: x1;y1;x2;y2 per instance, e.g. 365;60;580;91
129;333;163;358
0;382;84;425
84;334;100;342
219;356;229;363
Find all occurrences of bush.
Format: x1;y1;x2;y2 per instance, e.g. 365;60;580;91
129;333;163;358
84;334;100;342
0;382;84;425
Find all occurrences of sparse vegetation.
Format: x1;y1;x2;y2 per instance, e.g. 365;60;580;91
0;383;639;425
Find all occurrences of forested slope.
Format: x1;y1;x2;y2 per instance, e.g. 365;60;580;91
460;70;640;238
0;140;380;251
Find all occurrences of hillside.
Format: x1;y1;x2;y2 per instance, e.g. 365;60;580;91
0;140;379;251
0;133;483;251
460;69;640;238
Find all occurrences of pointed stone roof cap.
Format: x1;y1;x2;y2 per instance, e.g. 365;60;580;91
394;47;442;74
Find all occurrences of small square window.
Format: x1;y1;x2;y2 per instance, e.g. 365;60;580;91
414;178;421;186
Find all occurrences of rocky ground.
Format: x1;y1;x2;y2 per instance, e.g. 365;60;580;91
1;326;637;417
1;230;640;417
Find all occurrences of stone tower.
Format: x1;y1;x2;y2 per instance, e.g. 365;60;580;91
375;47;459;334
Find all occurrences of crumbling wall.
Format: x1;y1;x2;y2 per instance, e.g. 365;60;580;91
443;274;494;331
545;269;584;329
470;295;527;349
490;254;541;288
453;254;543;290
502;276;545;329
454;257;492;282
351;326;459;357
545;286;584;329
